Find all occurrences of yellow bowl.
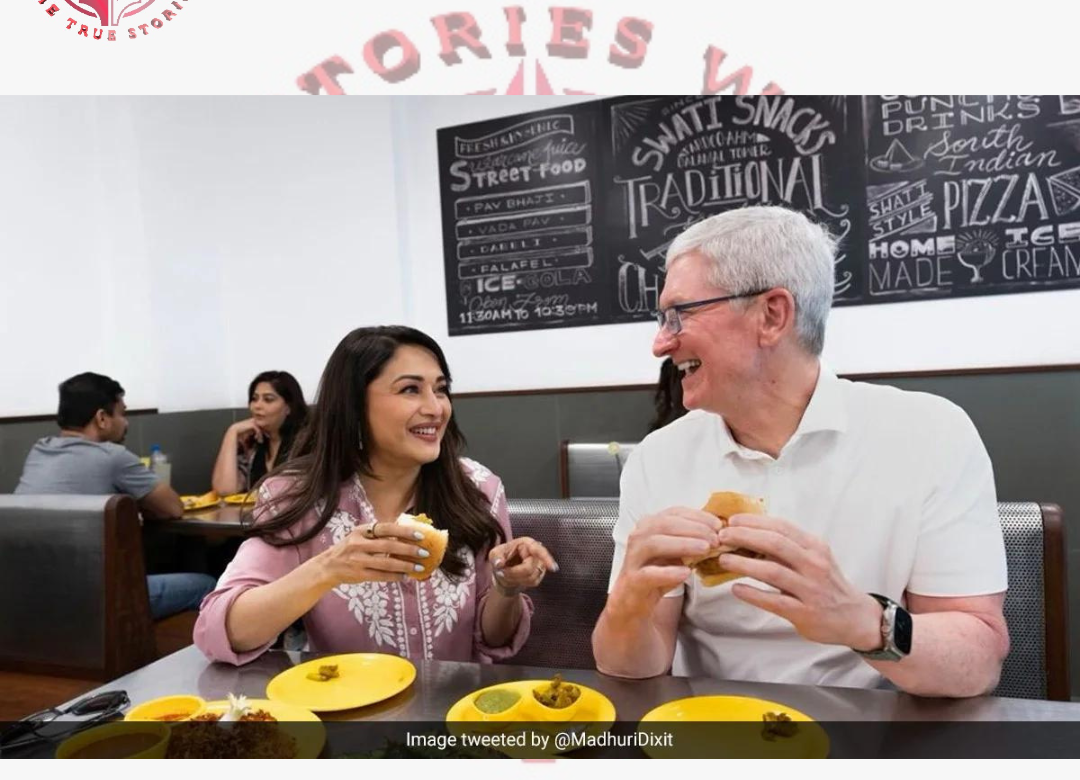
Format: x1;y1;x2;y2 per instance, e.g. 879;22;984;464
468;687;524;721
529;683;583;722
124;695;206;723
56;721;170;759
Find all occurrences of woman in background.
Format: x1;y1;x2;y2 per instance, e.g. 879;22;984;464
211;371;308;495
195;326;554;665
647;357;688;433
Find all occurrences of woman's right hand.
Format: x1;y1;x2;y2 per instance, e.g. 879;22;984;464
230;418;264;451
318;523;432;585
614;507;723;612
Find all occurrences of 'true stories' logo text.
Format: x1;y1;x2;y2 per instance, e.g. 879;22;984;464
36;0;193;40
297;7;784;96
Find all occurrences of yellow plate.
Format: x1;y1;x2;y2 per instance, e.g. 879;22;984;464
222;492;257;506
638;695;829;758
180;492;220;512
125;694;206;722
193;699;325;758
266;654;417;712
446;680;616;756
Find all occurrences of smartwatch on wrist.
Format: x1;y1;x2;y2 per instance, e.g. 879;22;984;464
855;593;912;661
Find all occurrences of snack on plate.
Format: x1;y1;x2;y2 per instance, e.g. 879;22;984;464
166;694;297;758
532;674;581;709
306;664;340;682
761;711;798;741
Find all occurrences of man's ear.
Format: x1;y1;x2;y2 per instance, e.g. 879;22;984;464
94;409;110;429
758;288;797;348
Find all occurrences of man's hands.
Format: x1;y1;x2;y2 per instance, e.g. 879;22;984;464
718;513;883;651
609;508;723;617
609;507;883;652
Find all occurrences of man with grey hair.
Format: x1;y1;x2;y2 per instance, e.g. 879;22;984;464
593;206;1008;696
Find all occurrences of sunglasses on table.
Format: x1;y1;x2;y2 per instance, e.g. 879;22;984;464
0;690;130;754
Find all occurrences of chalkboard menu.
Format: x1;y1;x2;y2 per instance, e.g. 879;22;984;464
437;96;1080;336
437;103;607;335
863;95;1080;301
602;96;865;322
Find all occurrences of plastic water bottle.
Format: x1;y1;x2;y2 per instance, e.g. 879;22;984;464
149;444;172;487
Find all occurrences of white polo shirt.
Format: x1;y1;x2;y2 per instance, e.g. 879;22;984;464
609;365;1007;689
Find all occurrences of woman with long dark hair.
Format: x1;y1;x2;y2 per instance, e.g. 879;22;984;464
211;371;309;495
195;326;555;664
647;357;688;433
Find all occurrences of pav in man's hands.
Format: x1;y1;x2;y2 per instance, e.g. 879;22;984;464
683;491;767;586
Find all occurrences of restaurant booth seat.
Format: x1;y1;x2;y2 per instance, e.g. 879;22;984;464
0;494;162;680
507;498;1070;701
506;499;617;671
559;441;638;499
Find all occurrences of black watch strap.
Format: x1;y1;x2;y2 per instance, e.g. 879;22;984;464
856;593;913;661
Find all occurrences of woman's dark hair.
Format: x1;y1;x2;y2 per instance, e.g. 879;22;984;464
57;372;125;429
248;370;309;447
249;326;503;578
647;358;688;433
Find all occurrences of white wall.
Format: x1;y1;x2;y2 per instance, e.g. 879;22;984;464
0;99;156;414
2;96;1078;416
826;288;1080;375
1;97;403;415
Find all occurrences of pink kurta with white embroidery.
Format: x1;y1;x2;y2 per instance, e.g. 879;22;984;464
194;459;532;665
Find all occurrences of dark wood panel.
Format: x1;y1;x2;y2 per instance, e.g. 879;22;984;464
843;364;1080;381
1042;503;1071;702
454;363;1080;399
0;408;158;425
0;671;97;721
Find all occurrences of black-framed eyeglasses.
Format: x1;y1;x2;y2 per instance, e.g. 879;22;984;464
0;690;129;754
655;288;771;335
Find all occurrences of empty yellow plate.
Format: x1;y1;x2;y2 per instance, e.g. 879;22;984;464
182;699;324;758
266;654;416;712
222;492;257;506
446;680;616;756
638;695;829;758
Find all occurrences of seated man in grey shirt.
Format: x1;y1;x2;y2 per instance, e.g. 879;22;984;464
15;372;215;621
